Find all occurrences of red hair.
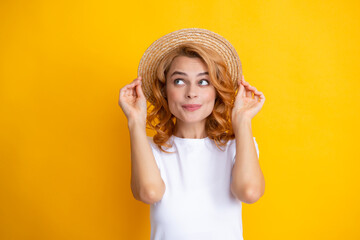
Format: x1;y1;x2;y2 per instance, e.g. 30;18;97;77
146;43;241;153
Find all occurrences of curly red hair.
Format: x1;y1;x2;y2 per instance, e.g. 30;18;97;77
146;42;241;153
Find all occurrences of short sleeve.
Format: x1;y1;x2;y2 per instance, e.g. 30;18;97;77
231;137;260;164
147;136;162;171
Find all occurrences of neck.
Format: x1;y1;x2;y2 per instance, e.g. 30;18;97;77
173;119;207;139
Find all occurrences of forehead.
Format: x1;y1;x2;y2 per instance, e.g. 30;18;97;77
168;56;208;73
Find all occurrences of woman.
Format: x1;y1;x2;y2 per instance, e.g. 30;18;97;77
119;28;265;240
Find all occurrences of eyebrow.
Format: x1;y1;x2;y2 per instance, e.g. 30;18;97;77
170;71;209;77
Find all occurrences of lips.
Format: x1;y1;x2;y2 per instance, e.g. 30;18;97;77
182;104;202;111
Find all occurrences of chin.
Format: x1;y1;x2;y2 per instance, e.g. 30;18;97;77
178;113;211;124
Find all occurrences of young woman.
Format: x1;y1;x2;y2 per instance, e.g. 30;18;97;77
118;28;265;240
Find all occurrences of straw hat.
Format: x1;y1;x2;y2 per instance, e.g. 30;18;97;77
137;28;242;105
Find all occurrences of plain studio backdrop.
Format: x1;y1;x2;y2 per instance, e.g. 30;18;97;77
0;0;359;239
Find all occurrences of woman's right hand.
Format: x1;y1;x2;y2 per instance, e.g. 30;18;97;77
118;76;147;127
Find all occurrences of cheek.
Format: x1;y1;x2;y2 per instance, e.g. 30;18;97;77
205;89;217;102
167;87;182;102
166;88;182;112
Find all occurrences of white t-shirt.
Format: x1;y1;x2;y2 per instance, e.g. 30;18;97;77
147;135;259;240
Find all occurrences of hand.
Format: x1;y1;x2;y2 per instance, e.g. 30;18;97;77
118;76;147;126
232;75;265;123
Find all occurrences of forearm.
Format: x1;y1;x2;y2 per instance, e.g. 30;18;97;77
231;117;265;203
128;120;164;203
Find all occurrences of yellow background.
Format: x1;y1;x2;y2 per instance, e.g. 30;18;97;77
1;0;359;239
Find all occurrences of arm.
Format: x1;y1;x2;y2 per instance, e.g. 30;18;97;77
118;76;165;205
128;120;166;204
230;116;265;204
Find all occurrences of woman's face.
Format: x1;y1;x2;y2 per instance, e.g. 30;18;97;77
165;56;217;124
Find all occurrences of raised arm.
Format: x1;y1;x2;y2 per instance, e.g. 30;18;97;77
230;75;266;204
119;76;165;204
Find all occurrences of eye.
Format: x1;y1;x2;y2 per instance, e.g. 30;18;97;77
174;79;185;85
199;79;210;86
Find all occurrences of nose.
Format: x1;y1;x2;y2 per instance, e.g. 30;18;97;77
186;84;198;99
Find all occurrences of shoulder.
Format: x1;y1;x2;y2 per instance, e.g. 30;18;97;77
146;136;157;150
226;137;258;150
227;137;257;144
226;138;236;148
146;135;168;154
147;135;159;148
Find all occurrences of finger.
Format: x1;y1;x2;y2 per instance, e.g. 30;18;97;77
124;84;135;94
131;81;141;92
238;81;245;97
120;83;132;92
242;81;251;93
126;80;140;93
253;88;262;95
133;76;141;82
236;79;241;92
135;82;145;98
128;79;141;98
243;76;253;90
129;76;141;86
120;78;139;98
132;76;142;85
259;92;265;102
245;84;259;98
236;80;242;97
129;81;138;87
120;88;130;99
255;91;262;103
137;76;143;85
120;88;125;97
246;86;252;98
241;79;248;85
242;78;261;95
255;91;265;103
241;75;247;84
127;89;132;97
128;85;135;96
133;82;140;97
251;86;259;99
252;87;260;101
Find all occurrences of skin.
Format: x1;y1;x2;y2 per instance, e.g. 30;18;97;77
230;74;266;204
119;56;266;204
165;56;216;139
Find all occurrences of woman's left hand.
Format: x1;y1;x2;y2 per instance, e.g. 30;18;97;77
232;75;265;124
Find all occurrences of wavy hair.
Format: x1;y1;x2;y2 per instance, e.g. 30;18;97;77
146;42;241;153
